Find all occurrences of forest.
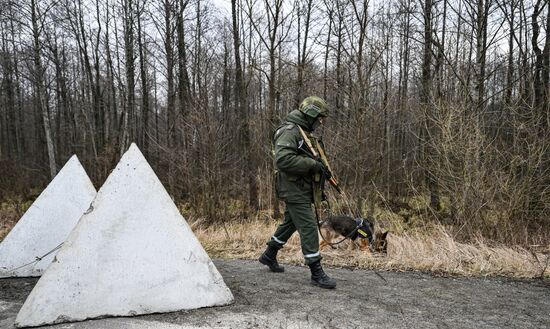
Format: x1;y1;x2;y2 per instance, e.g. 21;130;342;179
0;0;548;246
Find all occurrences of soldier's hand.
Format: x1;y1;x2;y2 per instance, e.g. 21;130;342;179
322;166;332;180
312;161;326;175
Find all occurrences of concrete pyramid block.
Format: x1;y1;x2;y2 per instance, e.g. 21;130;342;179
15;143;233;327
0;155;96;278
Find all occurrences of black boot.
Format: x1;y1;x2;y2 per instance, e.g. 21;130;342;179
259;244;285;272
308;260;336;289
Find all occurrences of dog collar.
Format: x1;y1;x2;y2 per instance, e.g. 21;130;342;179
354;218;367;238
355;218;374;243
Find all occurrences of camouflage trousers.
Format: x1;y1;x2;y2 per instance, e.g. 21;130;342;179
267;202;321;265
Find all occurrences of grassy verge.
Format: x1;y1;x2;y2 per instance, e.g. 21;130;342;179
191;218;550;279
0;199;28;240
1;201;548;279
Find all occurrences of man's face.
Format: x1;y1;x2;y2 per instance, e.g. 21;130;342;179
312;116;323;131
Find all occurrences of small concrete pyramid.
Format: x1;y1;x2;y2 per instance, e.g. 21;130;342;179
15;143;233;327
0;155;96;278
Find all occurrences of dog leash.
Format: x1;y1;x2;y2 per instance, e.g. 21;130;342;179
316;207;345;249
315;200;367;249
296;124;368;248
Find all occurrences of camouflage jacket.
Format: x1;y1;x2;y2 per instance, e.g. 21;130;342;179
273;109;320;203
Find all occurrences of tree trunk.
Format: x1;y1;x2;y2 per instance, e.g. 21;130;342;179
137;0;150;153
31;0;57;178
422;0;439;209
177;0;191;148
105;2;117;146
164;0;176;148
295;0;312;106
475;0;489;112
541;1;550;132
505;0;516;105
232;0;258;211
323;2;333;100
121;0;135;156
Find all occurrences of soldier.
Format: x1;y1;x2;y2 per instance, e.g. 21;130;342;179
259;96;337;289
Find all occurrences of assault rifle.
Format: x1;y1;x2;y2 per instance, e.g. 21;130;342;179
296;125;342;194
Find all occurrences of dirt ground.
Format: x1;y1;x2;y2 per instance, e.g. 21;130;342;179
1;259;549;329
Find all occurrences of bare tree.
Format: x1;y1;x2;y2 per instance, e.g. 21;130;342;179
30;0;57;178
120;0;136;155
295;0;313;106
0;0;548;244
531;0;550;128
232;0;258;210
421;0;440;209
136;0;150;152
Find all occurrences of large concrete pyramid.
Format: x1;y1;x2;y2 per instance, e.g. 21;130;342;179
15;143;233;327
0;155;96;278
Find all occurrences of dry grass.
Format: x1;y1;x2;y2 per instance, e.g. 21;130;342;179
0;200;28;240
192;218;550;279
1;201;548;279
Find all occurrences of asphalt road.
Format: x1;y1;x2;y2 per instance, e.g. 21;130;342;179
1;259;549;329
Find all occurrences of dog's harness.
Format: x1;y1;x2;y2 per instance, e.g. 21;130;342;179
316;204;374;249
353;218;374;241
293;123;375;250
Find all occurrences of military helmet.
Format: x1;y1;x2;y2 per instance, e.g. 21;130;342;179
299;96;328;118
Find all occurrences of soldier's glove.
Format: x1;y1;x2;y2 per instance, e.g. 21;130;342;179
312;161;332;180
312;161;326;175
323;167;332;180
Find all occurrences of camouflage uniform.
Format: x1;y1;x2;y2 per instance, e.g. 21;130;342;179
259;96;336;289
268;109;322;265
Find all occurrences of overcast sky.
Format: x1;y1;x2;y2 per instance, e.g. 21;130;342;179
211;0;232;16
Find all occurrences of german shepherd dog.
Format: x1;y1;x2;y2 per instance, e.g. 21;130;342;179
319;215;388;253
